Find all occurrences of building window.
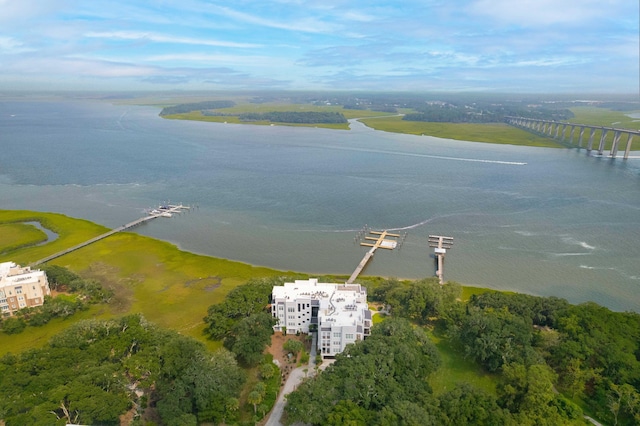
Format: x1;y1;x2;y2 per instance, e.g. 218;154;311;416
333;341;340;346
287;307;294;312
345;333;354;339
15;287;22;294
333;332;341;338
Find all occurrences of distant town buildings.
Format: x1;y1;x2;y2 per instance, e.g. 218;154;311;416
0;262;51;316
272;278;372;358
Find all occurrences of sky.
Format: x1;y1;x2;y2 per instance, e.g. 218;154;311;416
0;0;638;93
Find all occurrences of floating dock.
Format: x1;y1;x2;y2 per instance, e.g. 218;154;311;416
347;230;401;284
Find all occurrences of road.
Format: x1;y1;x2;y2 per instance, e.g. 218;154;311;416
265;333;317;426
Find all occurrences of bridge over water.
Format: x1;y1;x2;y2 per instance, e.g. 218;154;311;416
505;116;640;159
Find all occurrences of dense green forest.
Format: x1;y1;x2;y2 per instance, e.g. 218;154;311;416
2;271;639;425
159;100;236;116
203;278;278;367
0;314;245;425
285;278;640;426
237;111;347;124
402;103;574;123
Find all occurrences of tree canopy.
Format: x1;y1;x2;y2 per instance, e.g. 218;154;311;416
284;318;442;425
238;111;347;124
0;315;245;425
203;277;280;340
159;100;236;116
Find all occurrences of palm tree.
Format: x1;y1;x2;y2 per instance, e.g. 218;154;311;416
223;397;239;424
248;390;262;414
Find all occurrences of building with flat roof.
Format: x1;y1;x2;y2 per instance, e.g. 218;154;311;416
272;278;372;358
0;262;51;317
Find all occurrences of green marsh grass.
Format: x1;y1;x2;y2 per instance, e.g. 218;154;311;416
569;107;640;130
0;222;47;255
561;107;640;151
164;110;350;130
0;210;286;352
1;210;500;356
161;102;395;129
359;116;563;147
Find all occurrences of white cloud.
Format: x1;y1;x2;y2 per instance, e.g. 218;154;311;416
4;56;156;78
84;31;261;48
0;36;33;53
144;53;282;68
513;57;586;67
469;0;627;26
0;0;70;25
208;5;340;34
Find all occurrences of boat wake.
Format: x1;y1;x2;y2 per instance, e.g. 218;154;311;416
319;144;527;165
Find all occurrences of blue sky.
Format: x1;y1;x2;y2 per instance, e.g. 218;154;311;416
0;0;638;93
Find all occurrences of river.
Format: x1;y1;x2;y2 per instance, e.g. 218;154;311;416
1;98;639;311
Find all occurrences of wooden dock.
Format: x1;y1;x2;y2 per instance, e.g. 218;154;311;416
428;235;453;284
32;205;190;266
347;230;400;284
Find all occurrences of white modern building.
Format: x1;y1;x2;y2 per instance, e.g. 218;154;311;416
272;278;372;358
0;262;51;316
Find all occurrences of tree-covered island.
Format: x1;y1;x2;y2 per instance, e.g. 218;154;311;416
155;93;640;147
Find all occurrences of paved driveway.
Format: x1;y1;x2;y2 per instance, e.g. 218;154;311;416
265;333;317;426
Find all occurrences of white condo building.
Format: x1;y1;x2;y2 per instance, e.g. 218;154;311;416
272;278;372;358
0;262;51;316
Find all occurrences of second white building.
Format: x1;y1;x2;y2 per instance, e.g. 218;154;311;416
272;278;372;358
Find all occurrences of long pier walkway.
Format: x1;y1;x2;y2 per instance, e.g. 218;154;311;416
32;205;190;266
347;230;401;284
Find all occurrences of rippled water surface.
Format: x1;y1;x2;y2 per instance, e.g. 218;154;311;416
1;99;639;311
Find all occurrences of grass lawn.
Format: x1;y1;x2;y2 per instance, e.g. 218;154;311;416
358;116;563;147
0;210;288;353
370;307;498;397
427;330;498;396
372;312;387;324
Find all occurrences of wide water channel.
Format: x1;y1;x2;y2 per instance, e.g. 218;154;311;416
1;98;639;311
